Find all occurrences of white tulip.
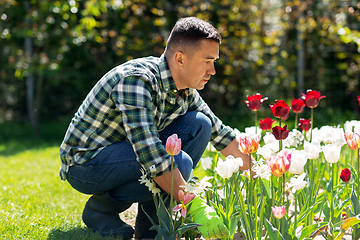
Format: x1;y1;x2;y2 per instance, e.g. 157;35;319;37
201;157;213;170
322;143;342;164
215;158;235;179
288;150;309;174
304;141;321;159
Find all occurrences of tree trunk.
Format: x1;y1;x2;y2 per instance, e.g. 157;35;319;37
24;0;39;137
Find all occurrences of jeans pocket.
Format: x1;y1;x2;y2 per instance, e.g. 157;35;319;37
67;169;102;195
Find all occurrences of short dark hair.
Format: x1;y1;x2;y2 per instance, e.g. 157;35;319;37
165;17;221;54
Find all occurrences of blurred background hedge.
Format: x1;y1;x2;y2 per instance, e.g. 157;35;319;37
1;0;360;137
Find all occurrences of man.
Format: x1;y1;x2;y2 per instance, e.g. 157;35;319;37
59;17;250;239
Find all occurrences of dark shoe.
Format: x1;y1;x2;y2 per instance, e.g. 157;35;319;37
134;199;158;239
82;192;134;239
135;197;171;239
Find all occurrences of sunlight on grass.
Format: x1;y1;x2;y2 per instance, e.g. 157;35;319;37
0;146;124;239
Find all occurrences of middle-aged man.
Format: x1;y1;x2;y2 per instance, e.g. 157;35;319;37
59;17;251;239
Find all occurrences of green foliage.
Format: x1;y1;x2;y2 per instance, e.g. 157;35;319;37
1;0;360;127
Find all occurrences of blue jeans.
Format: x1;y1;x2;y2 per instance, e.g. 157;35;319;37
67;111;212;204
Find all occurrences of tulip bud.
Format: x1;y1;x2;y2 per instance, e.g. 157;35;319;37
272;206;286;219
166;134;181;156
340;168;351;183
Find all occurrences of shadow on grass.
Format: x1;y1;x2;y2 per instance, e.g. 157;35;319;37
47;226;126;240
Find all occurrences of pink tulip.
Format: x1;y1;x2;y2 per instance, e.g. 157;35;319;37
173;190;196;218
344;131;360;151
272;206;286;219
266;150;291;177
166;134;181;156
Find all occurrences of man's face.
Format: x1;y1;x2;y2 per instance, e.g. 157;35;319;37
179;39;219;90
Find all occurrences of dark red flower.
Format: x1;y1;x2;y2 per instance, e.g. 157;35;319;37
272;125;289;140
357;96;360;107
244;93;268;111
340;168;351;183
269;100;290;120
298;118;311;132
259;118;276;131
302;89;326;108
291;98;306;114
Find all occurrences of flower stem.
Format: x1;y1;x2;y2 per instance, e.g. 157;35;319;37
255;111;258;135
170;155;174;229
282;174;285;205
294;191;298;236
310;108;313;142
294;112;298;130
357;148;360;197
330;163;335;233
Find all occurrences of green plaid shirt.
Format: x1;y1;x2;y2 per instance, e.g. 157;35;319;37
59;54;236;180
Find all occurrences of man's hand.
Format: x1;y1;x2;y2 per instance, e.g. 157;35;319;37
187;197;230;240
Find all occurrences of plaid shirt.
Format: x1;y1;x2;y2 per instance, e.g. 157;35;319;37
59;54;236;180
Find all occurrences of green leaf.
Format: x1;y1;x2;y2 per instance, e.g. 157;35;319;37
156;197;172;233
264;218;283;239
351;186;360;215
297;222;328;240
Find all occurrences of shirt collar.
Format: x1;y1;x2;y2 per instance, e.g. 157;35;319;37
159;54;189;96
159;54;178;93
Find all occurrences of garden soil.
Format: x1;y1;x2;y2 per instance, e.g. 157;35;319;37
120;203;352;240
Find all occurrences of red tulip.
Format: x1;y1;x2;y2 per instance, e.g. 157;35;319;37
166;134;181;156
302;89;326;108
244;93;268;111
259;118;276;131
291;98;306;114
298;118;311;132
269;100;290;120
357;96;360;107
272;125;289;140
340;168;351;183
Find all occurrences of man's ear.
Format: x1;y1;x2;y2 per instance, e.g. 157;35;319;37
174;51;185;68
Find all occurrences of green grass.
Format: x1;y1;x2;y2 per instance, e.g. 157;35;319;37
0;121;127;239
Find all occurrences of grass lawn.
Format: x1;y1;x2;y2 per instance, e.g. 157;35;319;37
0;122;127;239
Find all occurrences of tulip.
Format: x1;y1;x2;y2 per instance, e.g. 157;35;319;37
340;168;351;183
298;118;311;132
238;134;261;154
288;150;309;175
270;100;290;120
266;150;291;177
200;157;213;170
322;143;341;164
166;134;181;156
304;141;321;159
173;190;196;218
244;93;268;111
215;158;236;179
344;131;360;150
291;98;306;114
272;125;289;140
302;89;326;108
272;206;286;219
357;96;360;107
259;118;276;131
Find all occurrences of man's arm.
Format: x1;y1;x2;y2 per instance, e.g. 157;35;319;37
220;138;252;171
153;168;186;202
